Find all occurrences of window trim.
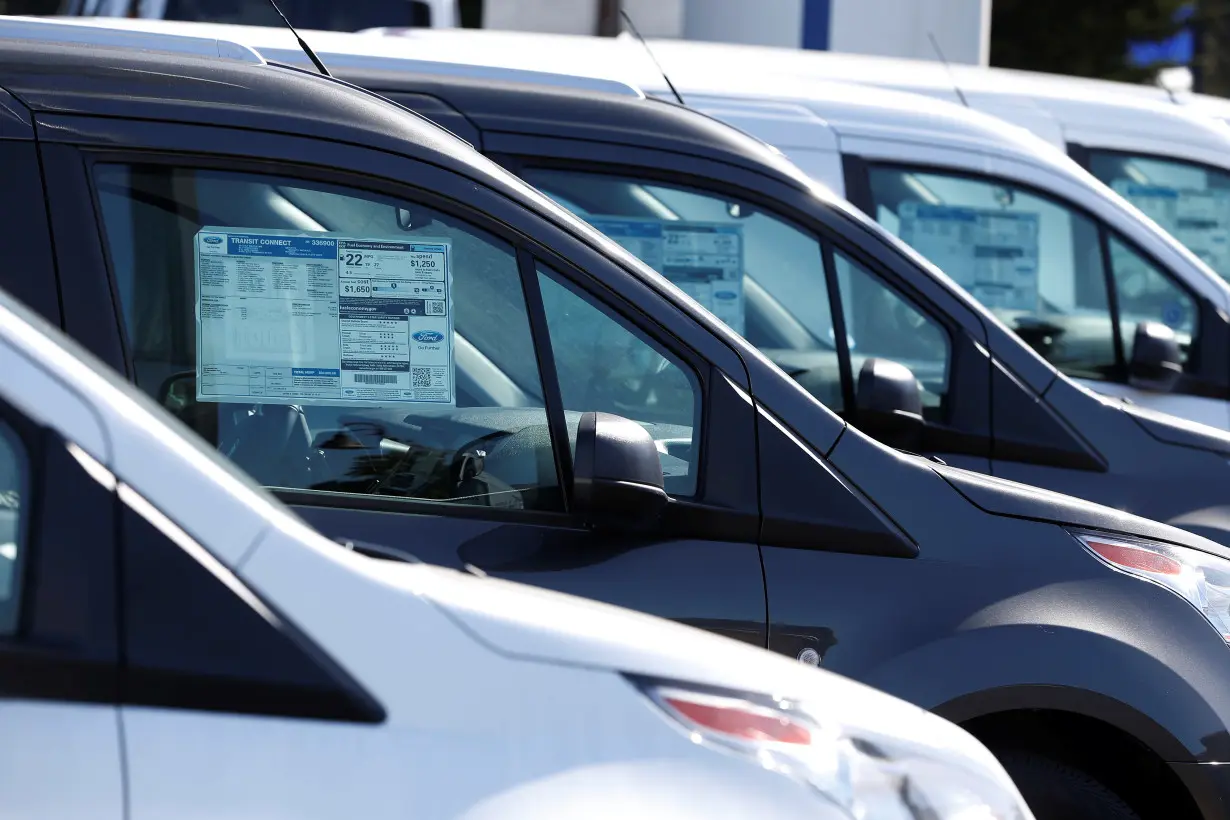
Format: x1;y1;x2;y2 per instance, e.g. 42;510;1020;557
515;247;575;508
1097;224;1129;381
822;243;856;414
80;150;714;522
849;157;1208;389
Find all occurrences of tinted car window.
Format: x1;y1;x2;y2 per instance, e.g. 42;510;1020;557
868;165;1196;381
95;164;561;511
523;167;953;420
834;249;950;415
522;168;848;412
1089;151;1230;283
538;264;700;496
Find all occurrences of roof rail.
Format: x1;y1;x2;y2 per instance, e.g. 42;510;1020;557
0;16;265;65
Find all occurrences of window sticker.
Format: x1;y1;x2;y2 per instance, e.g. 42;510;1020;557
588;217;745;334
897;203;1040;313
195;228;453;406
1113;180;1230;275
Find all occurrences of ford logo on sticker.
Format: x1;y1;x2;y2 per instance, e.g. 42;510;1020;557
202;235;223;245
412;330;444;343
714;290;737;300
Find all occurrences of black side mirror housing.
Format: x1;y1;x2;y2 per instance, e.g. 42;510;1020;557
855;358;924;450
573;411;668;529
1128;321;1183;393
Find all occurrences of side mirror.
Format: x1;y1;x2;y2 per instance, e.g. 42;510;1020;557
1129;321;1183;393
855;358;924;450
573;411;668;529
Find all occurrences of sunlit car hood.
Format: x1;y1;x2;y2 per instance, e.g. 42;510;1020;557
402;560;1017;792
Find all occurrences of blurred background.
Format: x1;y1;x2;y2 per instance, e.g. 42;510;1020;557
1;0;1225;95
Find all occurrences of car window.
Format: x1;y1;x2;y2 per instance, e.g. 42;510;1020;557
868;165;1196;381
537;265;700;496
0;420;27;635
833;249;950;416
522;168;848;413
1088;151;1230;283
1109;234;1198;359
94;164;562;512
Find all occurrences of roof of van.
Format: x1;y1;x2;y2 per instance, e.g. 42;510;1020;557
26;17;1090;172
627;36;1230;159
14;15;649;96
0;33;484;161
358;27;1230;162
0;18;820;190
46;15;1230;159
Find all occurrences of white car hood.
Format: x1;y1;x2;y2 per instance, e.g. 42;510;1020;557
405;562;1015;791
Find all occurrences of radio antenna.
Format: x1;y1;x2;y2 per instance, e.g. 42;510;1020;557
927;31;968;108
264;0;331;77
620;9;685;106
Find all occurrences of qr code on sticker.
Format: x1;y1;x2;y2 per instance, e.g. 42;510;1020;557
412;367;433;388
426;300;446;315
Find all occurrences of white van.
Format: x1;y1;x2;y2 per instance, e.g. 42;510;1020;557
43;17;1230;433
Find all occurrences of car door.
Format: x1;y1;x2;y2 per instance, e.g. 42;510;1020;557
36;116;768;648
842;150;1230;431
0;329;124;820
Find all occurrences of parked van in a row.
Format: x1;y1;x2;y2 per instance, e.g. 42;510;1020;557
7;17;1230;818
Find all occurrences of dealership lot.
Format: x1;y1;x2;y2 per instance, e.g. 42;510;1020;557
3;8;1230;820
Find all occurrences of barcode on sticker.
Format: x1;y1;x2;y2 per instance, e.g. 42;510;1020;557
354;374;397;385
426;300;446;315
412;368;433;388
